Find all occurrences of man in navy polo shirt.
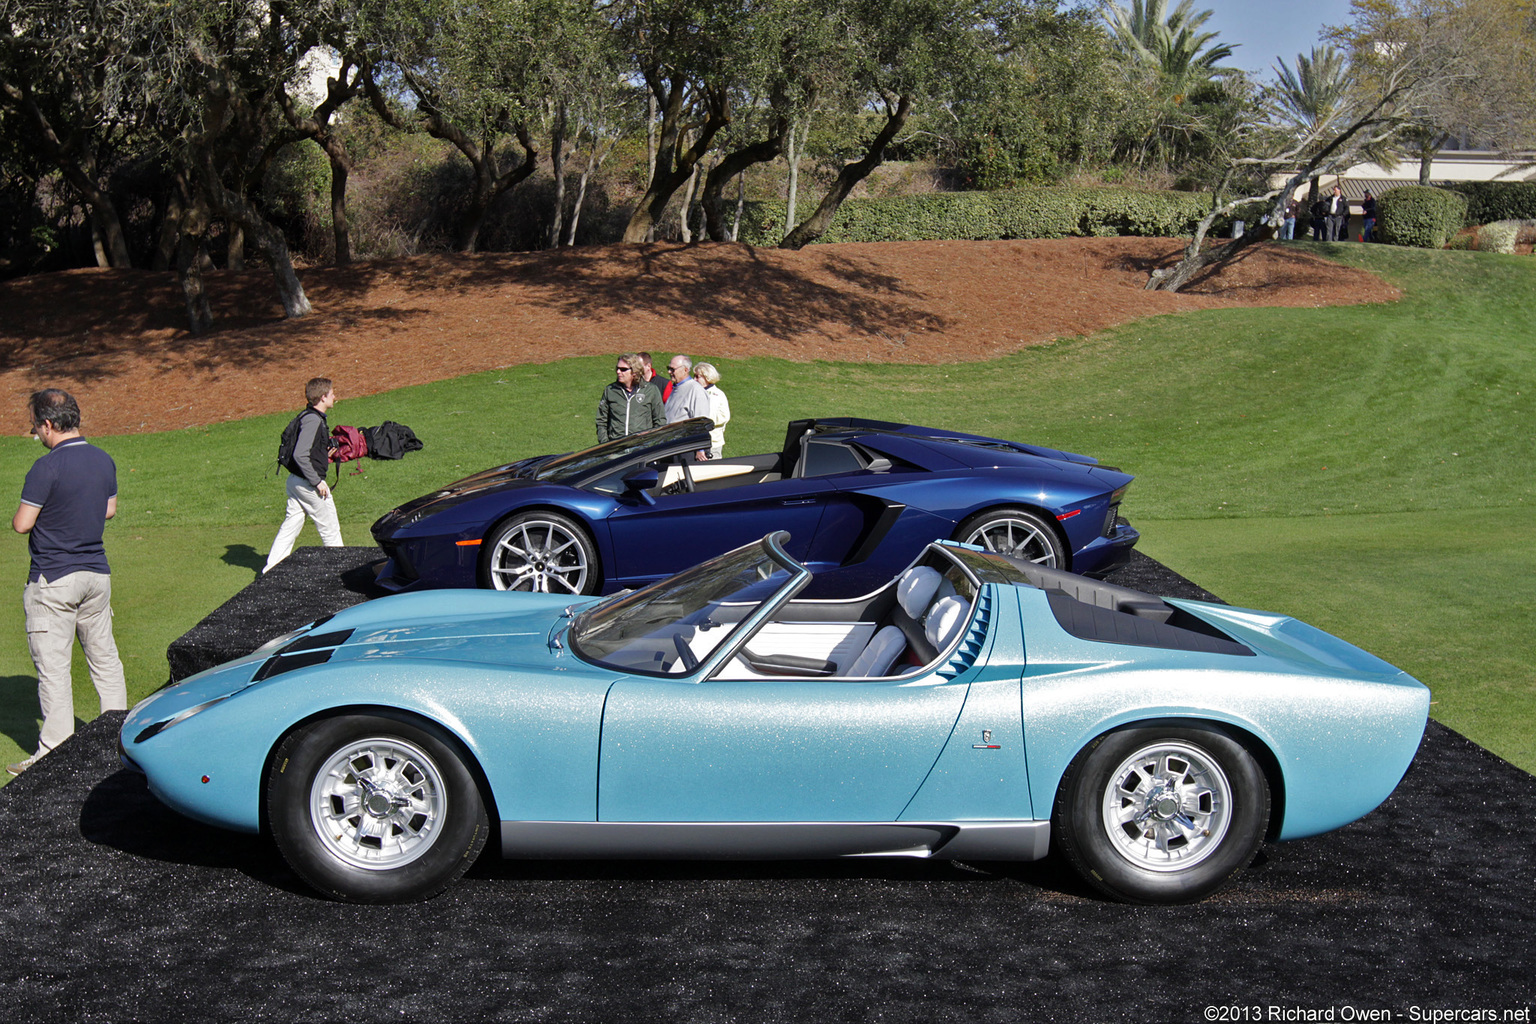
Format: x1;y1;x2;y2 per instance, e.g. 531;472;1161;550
8;389;126;775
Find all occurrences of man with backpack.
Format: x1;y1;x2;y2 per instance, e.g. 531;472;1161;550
264;377;342;572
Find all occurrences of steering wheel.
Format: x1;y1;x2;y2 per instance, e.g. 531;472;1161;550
673;632;699;672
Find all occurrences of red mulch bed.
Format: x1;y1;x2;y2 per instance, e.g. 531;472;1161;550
0;237;1397;435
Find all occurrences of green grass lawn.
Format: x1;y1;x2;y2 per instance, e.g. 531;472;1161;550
1;240;1531;778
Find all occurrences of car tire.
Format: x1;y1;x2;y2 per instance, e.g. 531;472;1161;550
1052;722;1270;904
479;511;598;594
267;713;489;904
955;507;1065;568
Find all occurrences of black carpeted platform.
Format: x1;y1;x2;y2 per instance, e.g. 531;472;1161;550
2;551;1532;1022
167;546;389;681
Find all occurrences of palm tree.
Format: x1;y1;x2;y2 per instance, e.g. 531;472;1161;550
1272;45;1352;136
1271;45;1388;200
1102;0;1238;89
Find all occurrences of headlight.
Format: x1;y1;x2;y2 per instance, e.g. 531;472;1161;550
133;695;233;743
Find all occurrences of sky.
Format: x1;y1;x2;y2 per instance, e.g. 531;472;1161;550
1197;0;1356;81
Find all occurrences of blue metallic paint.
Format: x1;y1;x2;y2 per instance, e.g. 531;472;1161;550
121;538;1427;880
370;419;1140;596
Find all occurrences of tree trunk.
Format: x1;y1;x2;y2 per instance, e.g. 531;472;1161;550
1418;151;1433;185
780;95;910;251
679;157;699;243
199;157;312;318
784;116;809;237
327;152;351;264
702;116;789;241
2;81;134;267
623;79;727;244
277;71;361;266
548;102;568;250
152;191;181;272
228;222;245;271
731;174;744;242
449;125;539;252
566;166;591;246
1146;228;1271;292
174;193;213;334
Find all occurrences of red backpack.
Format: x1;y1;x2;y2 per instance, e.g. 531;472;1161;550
327;425;369;477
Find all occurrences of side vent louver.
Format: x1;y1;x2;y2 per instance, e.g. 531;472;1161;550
938;592;990;680
253;628;355;681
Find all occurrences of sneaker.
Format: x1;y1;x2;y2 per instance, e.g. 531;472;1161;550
5;754;40;776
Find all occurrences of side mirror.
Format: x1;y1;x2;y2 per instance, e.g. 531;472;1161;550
622;467;659;505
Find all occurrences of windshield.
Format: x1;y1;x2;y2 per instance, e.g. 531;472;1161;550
938;543;1036;587
571;535;804;675
534;419;711;485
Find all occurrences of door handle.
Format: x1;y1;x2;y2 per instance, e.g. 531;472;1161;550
781;498;818;505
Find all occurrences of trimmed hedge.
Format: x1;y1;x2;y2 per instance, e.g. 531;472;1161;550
1445;182;1536;225
1377;186;1469;249
736;186;1223;245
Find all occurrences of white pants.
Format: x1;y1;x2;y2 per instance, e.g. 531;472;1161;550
264;474;343;571
24;571;127;755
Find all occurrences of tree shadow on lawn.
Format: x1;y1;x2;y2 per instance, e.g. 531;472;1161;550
0;243;949;380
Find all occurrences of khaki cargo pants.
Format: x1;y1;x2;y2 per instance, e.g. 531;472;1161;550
23;571;127;755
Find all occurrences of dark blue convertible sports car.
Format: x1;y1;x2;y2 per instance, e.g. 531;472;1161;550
371;418;1139;597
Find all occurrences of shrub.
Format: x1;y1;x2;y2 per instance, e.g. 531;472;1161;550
735;186;1219;245
1376;186;1469;249
1445;182;1536;225
1475;220;1521;254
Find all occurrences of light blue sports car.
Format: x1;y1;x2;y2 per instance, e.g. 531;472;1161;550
120;533;1429;905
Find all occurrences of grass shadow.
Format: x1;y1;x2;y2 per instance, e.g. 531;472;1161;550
0;673;38;754
221;544;266;575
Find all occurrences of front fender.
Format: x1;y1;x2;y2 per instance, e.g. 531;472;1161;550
123;659;617;833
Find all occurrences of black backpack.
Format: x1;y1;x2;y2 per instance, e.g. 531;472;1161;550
275;408;317;477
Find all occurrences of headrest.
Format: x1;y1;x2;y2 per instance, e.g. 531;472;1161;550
897;567;942;618
924;595;969;651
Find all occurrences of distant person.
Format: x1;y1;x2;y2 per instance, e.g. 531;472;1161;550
9;389;127;776
1310;195;1328;241
1360;191;1378;242
264;377;342;573
1282;197;1299;240
693;362;730;459
1326;184;1348;241
596;353;665;442
664;355;709;425
636;352;664;398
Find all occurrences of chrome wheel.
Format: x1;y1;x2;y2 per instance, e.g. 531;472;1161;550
958;509;1063;567
269;714;488;902
309;736;446;870
1053;722;1270;904
1100;741;1232;872
485;513;593;593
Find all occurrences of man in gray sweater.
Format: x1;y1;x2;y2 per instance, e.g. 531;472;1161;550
264;377;342;571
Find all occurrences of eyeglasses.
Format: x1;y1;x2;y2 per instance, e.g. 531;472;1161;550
615;366;632;373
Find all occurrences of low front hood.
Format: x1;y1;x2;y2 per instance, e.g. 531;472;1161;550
373;466;552;535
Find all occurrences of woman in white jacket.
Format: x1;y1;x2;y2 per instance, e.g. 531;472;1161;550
693;362;730;459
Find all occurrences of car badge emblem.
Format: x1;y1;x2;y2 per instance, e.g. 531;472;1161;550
973;729;1000;750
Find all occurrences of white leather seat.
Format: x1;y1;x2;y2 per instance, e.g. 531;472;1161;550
924;595;970;652
840;625;907;677
896;566;942;617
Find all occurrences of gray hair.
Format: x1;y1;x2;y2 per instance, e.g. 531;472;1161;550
670;355;693;374
693;361;721;385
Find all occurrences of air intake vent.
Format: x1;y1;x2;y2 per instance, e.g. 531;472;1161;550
253;628;354;681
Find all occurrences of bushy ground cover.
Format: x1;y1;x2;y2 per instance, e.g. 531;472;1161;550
0;241;1530;777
